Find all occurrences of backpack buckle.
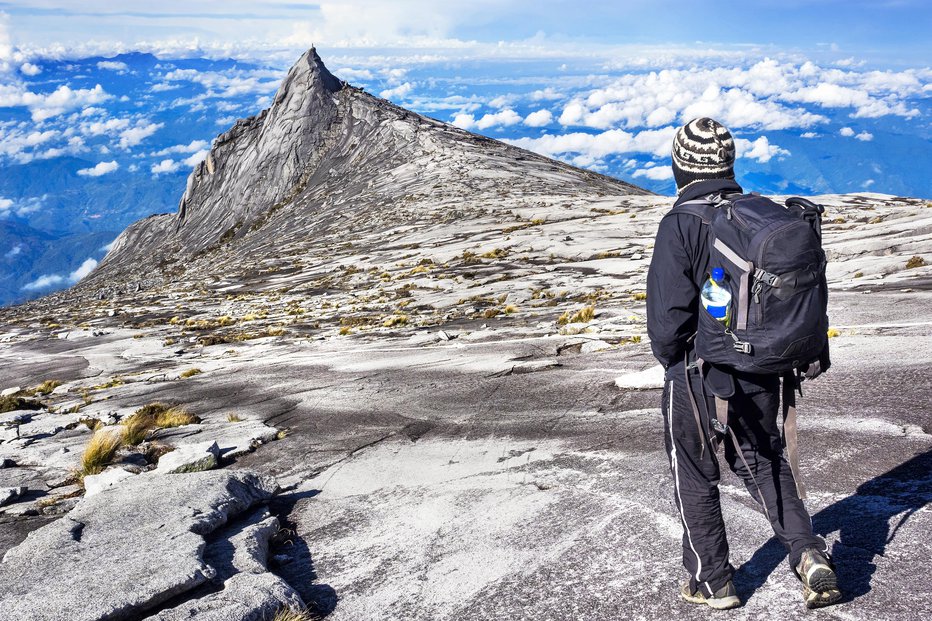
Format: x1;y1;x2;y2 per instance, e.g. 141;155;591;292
725;329;754;355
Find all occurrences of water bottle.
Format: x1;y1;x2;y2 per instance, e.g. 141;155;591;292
701;267;732;327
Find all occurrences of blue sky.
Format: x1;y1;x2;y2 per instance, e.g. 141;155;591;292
0;1;930;303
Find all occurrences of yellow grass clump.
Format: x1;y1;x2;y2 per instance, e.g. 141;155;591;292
81;430;123;477
122;402;199;445
271;608;315;621
558;305;596;325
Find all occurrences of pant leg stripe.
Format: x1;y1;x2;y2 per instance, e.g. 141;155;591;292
668;378;710;592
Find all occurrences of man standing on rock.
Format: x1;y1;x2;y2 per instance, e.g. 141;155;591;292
646;118;841;610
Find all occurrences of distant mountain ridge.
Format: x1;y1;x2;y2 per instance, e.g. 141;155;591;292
85;48;648;292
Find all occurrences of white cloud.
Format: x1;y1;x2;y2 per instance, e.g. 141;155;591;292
82;117;130;136
182;149;210;167
0;196;44;217
161;66;283;100
97;60;128;72
488;95;512;109
77;160;119;177
475;109;522;130
783;82;920;118
22;274;66;291
530;87;563;101
4;243;22;259
524;109;553;127
633;166;674;180
855;131;873;141
21;256;98;291
1;83;112;121
153;139;210;156
70;257;98;280
20;62;41;76
735;136;790;163
839;126;855;136
118;121;162;148
380;82;414;100
800;132;819;138
505;126;677;162
451;113;476;130
151;159;180;174
336;67;374;82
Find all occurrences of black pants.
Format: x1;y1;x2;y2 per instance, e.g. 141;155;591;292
662;359;825;597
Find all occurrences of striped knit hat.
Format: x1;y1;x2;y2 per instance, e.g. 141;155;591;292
671;118;736;193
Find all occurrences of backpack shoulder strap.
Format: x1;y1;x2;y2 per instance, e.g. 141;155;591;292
667;197;717;224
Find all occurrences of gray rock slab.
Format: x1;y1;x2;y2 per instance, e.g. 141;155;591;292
148;572;303;621
0;470;278;621
615;364;665;390
155;440;220;474
83;467;136;497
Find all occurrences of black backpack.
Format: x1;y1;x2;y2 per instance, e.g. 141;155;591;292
671;193;828;374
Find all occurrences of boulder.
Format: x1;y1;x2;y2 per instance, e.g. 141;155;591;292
155;441;220;474
0;470;279;621
580;339;612;354
0;486;25;507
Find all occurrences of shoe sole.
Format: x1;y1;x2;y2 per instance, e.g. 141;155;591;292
803;566;842;609
681;590;741;610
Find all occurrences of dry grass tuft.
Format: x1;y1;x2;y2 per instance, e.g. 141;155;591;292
81;430;122;477
558;305;596;325
383;314;408;328
633;292;647;301
503;304;518;314
180;368;202;378
122;402;199;445
227;413;242;423
0;395;43;413
905;256;926;269
30;380;61;396
270;608;315;621
827;327;841;338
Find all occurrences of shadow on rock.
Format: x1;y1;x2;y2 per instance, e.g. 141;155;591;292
735;448;932;602
269;488;339;618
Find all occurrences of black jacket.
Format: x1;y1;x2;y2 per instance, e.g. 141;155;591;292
646;178;742;369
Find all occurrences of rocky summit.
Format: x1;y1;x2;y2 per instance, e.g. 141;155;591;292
0;49;930;621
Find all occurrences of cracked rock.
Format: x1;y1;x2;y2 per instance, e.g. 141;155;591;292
149;509;304;620
0;469;278;621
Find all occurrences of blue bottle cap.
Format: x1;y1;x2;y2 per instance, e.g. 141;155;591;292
711;267;725;282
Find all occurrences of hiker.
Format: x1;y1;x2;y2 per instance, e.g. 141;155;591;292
646;118;841;610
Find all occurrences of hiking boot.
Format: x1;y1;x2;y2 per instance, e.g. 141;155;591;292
795;547;842;609
680;580;740;610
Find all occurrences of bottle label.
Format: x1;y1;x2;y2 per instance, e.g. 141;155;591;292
705;303;728;320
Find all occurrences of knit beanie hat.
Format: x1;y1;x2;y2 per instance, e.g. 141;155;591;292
671;118;736;193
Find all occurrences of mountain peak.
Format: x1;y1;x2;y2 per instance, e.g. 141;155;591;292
286;46;343;95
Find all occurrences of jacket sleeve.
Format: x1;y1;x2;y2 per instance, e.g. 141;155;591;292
647;214;705;368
